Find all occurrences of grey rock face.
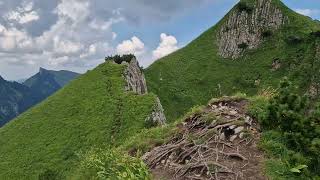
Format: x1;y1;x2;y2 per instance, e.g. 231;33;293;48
145;97;166;125
123;58;148;95
271;59;281;71
217;0;287;59
122;58;166;125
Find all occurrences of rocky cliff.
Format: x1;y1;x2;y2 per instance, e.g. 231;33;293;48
123;58;148;95
122;58;166;125
217;0;287;59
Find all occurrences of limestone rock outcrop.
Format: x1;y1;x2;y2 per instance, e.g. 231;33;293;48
145;97;166;125
122;58;166;125
123;58;148;95
217;0;288;59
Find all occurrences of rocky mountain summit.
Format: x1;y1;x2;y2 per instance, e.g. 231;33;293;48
123;58;148;95
218;0;287;59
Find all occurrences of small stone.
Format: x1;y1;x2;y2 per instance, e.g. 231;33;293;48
220;133;226;140
229;110;237;115
161;160;165;164
234;126;244;134
169;155;173;160
211;105;218;109
239;132;244;139
245;116;252;125
230;135;237;142
229;125;236;129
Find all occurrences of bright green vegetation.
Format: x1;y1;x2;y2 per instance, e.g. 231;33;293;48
145;0;320;122
248;79;320;179
0;62;158;179
72;149;150;180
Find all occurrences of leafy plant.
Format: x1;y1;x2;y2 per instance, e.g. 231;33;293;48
76;148;151;180
238;42;249;49
238;1;254;13
262;30;273;38
258;78;320;177
105;54;136;64
290;165;308;173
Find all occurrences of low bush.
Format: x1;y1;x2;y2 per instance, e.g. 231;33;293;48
238;42;249;49
256;78;320;178
75;148;151;180
262;30;273;38
238;1;254;13
286;36;303;45
105;54;136;64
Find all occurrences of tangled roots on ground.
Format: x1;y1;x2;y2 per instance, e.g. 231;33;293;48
143;97;265;180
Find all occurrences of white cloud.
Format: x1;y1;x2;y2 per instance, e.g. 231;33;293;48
5;2;39;24
55;0;90;22
0;24;34;51
295;9;320;17
152;33;178;59
53;37;83;55
117;36;145;56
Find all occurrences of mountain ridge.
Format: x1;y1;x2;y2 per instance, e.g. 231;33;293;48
145;0;320;121
0;57;165;179
0;68;80;127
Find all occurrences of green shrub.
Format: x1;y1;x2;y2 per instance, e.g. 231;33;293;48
105;54;136;64
286;36;303;45
259;78;320;177
238;1;254;13
38;170;62;180
75;149;151;180
310;31;320;38
238;42;249;49
262;30;273;38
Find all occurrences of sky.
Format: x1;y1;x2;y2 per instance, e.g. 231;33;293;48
0;0;319;80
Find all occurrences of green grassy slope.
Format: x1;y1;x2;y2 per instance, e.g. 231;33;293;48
145;0;320;122
0;62;158;179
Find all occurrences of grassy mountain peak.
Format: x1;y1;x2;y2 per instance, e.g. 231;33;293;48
145;0;320;122
0;61;162;179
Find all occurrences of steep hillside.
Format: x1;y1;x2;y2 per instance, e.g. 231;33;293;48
0;59;165;179
0;69;80;127
145;0;320;121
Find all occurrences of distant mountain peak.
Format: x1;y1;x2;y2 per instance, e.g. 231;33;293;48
0;75;5;82
39;67;49;75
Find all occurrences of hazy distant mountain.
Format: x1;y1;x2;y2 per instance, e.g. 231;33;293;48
23;68;80;104
0;68;80;127
0;76;35;127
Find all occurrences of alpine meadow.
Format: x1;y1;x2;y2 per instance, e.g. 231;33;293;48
1;0;320;179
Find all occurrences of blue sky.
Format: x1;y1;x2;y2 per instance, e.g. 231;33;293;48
0;0;319;80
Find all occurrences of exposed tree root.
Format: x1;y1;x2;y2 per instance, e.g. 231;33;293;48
143;98;265;180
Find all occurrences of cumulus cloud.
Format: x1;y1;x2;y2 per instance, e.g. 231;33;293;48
152;33;178;59
295;8;320;17
0;0;212;80
5;2;39;24
117;36;145;56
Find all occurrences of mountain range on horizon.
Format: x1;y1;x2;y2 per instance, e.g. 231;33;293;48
1;0;320;179
0;68;80;127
